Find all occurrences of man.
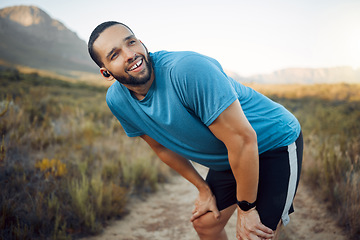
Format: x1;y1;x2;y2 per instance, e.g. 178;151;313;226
88;21;303;240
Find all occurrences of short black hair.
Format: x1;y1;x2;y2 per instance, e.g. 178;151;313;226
88;21;134;67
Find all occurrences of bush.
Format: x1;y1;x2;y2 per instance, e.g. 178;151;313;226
255;83;360;239
0;69;170;239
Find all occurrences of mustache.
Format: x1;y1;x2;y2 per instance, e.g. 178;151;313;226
129;54;140;64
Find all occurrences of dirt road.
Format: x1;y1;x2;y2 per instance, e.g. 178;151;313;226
83;165;347;240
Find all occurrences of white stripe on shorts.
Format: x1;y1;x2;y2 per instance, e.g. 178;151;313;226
281;142;298;226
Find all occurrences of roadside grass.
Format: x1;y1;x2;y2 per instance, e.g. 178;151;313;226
1;69;359;239
253;83;360;239
0;69;170;239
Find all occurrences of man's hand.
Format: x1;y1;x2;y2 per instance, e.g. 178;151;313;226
190;188;220;222
236;207;274;240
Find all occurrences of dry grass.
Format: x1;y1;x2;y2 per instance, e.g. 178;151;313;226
252;83;360;239
0;69;171;239
1;69;359;239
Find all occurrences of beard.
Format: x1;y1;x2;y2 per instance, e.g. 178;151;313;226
109;51;153;86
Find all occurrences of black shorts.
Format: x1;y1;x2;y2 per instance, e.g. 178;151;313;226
205;132;303;230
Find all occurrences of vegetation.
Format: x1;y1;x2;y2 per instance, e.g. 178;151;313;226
1;69;359;239
252;83;360;239
0;69;170;239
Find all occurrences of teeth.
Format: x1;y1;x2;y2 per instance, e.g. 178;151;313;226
129;59;143;71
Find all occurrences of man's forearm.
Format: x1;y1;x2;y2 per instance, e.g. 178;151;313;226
156;147;210;191
228;140;259;203
207;100;259;204
151;142;220;222
140;135;209;192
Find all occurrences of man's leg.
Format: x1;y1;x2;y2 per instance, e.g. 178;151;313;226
257;132;303;233
192;204;237;240
273;220;282;240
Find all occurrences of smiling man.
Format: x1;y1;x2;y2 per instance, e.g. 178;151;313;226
88;21;303;240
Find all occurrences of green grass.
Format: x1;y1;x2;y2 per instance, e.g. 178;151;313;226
0;69;170;239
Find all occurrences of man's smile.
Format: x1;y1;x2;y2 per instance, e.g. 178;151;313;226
128;58;143;72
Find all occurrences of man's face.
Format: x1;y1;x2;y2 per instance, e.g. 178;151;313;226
93;24;152;85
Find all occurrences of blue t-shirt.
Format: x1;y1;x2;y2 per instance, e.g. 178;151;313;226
106;51;301;171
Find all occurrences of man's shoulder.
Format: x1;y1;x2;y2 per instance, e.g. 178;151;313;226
106;81;126;104
151;50;200;59
151;51;210;67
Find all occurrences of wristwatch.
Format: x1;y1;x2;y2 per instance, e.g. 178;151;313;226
237;200;256;211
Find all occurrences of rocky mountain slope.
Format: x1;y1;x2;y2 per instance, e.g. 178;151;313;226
0;5;98;76
0;5;358;84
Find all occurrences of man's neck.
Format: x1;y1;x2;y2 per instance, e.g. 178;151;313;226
123;73;155;101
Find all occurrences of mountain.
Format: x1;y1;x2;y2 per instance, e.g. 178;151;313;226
0;5;98;77
249;67;360;84
1;5;358;84
228;67;360;84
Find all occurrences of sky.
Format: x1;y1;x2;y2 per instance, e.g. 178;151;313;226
1;0;359;76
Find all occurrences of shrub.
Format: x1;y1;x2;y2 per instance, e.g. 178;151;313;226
0;69;170;239
255;84;360;239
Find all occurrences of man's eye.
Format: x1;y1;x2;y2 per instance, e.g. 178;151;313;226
111;53;118;60
129;40;136;45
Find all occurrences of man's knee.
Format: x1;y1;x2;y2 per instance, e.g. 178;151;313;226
192;205;236;237
192;216;210;234
192;212;222;236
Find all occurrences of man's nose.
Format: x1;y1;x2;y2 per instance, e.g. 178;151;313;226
124;48;136;62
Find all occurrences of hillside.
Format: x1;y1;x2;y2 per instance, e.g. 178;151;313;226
0;5;359;84
0;5;98;77
228;66;360;84
250;66;360;84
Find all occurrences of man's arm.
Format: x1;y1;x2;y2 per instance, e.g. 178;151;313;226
140;135;220;220
208;100;258;203
208;100;274;239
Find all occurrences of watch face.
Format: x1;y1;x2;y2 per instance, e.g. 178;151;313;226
237;200;256;211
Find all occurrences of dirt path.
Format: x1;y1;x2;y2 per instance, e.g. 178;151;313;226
83;165;347;240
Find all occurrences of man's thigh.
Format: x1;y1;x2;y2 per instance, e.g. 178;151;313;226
205;133;303;230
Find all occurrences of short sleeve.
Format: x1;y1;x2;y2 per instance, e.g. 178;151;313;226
106;85;144;137
171;54;238;126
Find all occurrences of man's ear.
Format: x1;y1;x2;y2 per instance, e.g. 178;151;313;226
139;40;148;52
100;68;114;81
